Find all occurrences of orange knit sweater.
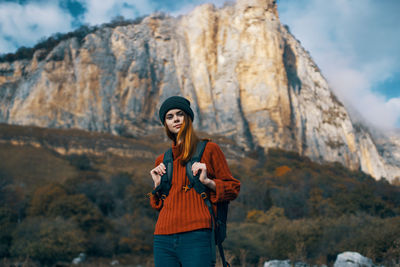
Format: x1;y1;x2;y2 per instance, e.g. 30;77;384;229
150;141;240;235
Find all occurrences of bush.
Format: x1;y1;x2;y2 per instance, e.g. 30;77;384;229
67;154;93;170
10;217;87;264
2;143;399;265
0;207;17;257
28;184;67;216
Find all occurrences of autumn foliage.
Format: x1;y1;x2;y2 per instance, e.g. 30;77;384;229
0;131;399;266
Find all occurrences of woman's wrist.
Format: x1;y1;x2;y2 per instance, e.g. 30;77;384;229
203;177;216;191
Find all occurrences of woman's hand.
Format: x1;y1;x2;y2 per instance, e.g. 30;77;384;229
192;162;216;191
150;163;166;188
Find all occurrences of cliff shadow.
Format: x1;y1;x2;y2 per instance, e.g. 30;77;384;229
283;42;302;93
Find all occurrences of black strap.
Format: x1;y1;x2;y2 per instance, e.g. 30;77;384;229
218;243;229;267
185;141;229;267
185;140;209;195
204;198;229;267
152;148;173;199
192;140;208;162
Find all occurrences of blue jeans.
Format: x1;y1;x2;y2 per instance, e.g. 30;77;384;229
154;229;215;267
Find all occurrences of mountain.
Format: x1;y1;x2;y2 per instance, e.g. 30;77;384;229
0;0;399;182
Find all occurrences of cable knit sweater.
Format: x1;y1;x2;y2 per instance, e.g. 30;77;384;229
150;141;240;235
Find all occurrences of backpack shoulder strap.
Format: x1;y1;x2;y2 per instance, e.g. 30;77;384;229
192;140;208;162
185;140;209;196
185;141;230;267
152;148;173;199
153;140;208;199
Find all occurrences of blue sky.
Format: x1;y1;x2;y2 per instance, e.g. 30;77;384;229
0;0;399;129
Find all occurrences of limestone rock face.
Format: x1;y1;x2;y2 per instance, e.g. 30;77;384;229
0;0;399;181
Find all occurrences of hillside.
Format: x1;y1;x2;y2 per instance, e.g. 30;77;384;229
0;124;399;266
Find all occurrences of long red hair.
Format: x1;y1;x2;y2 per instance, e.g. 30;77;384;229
164;112;200;165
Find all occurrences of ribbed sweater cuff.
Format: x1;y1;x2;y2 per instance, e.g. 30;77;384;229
210;179;224;203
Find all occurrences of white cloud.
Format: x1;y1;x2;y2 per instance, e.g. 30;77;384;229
387;98;400;124
0;0;229;53
278;0;400;129
79;0;228;23
79;0;155;26
0;1;74;54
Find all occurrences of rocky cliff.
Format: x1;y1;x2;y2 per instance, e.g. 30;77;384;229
0;0;399;181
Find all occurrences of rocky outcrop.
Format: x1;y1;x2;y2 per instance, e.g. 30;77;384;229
263;252;376;267
0;0;399;181
0;123;158;159
0;123;243;162
264;260;311;267
334;252;375;267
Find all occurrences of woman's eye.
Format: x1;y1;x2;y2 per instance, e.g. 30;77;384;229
166;112;183;119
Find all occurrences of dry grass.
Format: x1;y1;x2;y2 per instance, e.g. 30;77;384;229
0;143;77;189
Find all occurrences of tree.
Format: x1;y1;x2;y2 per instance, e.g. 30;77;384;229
10;217;87;264
28;184;67;216
47;193;108;233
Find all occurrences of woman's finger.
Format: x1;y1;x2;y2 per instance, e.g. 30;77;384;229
192;162;200;169
157;165;165;172
192;162;205;176
159;163;166;173
193;162;205;171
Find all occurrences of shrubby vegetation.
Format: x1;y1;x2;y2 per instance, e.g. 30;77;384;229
225;149;400;266
0;15;147;63
0;139;399;266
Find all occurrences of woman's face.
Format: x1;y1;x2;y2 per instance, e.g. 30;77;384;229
165;109;185;134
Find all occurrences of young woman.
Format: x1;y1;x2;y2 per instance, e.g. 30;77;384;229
149;96;240;267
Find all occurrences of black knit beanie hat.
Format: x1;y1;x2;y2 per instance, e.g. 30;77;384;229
159;96;194;125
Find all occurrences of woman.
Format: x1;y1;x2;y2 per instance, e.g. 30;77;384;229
149;96;240;267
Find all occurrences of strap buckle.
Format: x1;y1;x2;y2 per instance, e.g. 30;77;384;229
200;192;207;199
161;194;167;200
